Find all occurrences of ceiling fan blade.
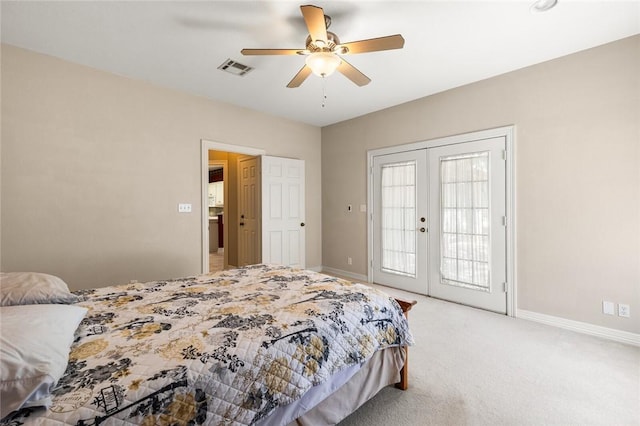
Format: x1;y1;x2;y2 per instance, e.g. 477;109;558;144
337;59;371;86
340;34;405;54
241;48;301;56
287;65;313;88
301;5;328;43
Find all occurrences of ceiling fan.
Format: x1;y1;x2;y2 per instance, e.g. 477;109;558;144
241;4;405;88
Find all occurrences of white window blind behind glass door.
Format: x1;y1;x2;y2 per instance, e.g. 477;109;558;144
381;161;417;277
440;151;490;290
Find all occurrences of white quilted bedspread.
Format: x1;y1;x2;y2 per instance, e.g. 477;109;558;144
1;265;413;426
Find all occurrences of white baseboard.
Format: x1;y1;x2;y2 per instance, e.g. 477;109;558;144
320;266;368;282
517;309;640;347
305;265;323;273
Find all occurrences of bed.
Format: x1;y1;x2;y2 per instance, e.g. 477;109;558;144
0;264;414;425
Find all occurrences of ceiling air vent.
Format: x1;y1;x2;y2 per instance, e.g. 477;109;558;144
218;59;253;76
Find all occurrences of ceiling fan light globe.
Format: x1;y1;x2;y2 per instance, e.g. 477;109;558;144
305;52;341;77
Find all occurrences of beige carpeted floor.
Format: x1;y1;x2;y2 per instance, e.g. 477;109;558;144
337;283;640;426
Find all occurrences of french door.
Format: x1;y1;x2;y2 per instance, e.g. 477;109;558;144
371;136;508;313
428;137;507;313
372;150;428;294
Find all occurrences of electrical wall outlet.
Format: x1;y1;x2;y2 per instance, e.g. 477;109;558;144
347;257;353;265
178;203;192;213
618;304;630;318
602;301;615;315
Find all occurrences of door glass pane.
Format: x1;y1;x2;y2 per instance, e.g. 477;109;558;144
381;161;417;277
439;151;491;291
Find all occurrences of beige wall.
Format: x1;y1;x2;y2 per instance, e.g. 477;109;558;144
322;35;639;333
1;44;322;289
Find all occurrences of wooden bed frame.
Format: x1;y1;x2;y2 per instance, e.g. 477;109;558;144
394;297;417;390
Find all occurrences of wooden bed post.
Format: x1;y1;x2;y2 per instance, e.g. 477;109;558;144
394;298;417;390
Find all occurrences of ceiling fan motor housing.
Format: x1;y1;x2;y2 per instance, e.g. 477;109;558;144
305;31;346;53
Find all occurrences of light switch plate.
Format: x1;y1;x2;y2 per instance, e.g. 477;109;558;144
602;301;615;315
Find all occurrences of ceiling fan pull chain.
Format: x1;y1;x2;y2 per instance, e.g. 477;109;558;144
322;76;327;108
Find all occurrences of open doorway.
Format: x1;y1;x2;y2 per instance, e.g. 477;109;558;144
201;140;266;274
206;151;261;272
201;140;307;274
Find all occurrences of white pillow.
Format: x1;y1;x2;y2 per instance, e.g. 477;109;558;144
0;272;78;306
0;304;88;418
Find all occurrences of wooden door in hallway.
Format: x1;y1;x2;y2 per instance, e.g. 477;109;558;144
238;156;261;266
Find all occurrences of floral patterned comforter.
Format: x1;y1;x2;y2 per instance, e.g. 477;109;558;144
3;265;413;426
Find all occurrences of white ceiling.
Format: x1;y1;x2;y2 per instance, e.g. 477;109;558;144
2;1;639;127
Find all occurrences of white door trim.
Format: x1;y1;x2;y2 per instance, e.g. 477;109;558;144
367;126;516;316
201;140;266;274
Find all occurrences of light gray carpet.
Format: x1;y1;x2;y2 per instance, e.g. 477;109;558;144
338;284;640;426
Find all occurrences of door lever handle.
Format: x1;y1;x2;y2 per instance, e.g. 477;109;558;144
419;227;426;233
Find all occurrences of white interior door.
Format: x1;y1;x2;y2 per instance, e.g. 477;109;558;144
261;156;305;268
372;150;428;294
428;137;507;313
238;156;261;266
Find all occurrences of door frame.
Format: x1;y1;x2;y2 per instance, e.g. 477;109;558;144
366;126;516;316
201;140;266;274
